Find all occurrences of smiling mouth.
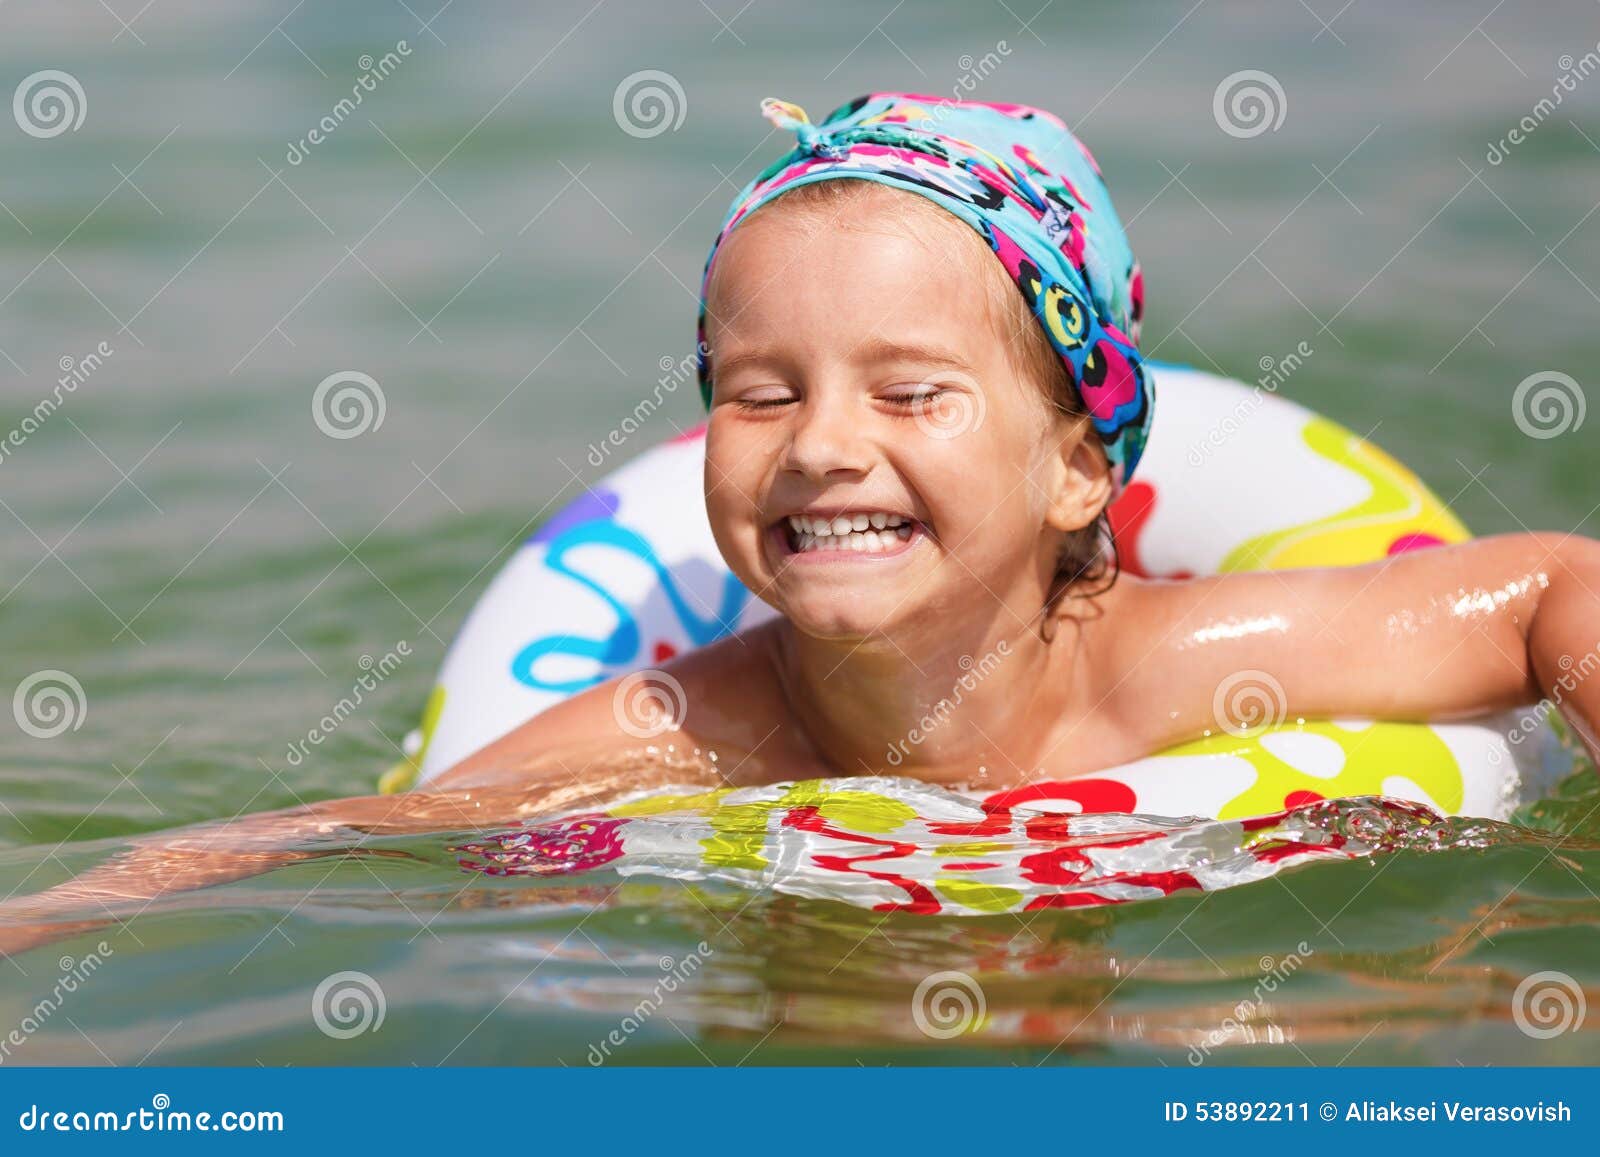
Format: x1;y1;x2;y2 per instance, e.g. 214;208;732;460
774;512;925;559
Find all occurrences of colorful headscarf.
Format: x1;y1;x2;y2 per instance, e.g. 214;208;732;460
696;92;1152;489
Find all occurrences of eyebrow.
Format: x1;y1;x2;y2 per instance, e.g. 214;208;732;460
709;349;789;379
847;337;976;372
711;338;977;381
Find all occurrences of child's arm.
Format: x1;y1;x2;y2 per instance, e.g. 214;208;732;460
0;719;727;959
0;781;576;959
1115;532;1600;756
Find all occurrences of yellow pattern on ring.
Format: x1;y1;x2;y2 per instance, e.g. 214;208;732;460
1160;720;1465;820
378;684;445;795
1220;417;1468;573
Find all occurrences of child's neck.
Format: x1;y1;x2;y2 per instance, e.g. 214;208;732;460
769;607;1083;786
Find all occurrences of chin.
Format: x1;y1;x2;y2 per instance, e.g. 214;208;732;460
771;587;910;641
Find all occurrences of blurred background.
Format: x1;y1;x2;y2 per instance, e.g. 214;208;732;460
1;0;1598;847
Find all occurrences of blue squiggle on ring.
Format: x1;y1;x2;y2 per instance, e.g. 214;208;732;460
511;519;748;693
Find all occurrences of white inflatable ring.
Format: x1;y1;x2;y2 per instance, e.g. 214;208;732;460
388;363;1571;821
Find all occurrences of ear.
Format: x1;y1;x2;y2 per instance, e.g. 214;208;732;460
1042;418;1112;534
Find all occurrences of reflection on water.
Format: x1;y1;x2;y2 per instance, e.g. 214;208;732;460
475;848;1600;1062
450;765;1597;1062
495;847;1600;1062
1;770;1598;1064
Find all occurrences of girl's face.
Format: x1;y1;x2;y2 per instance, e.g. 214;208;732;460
702;187;1103;642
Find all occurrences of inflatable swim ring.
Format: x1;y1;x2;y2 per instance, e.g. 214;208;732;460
385;363;1572;824
448;784;1465;913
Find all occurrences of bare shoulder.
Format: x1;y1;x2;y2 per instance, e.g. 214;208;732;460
1071;570;1187;672
1057;571;1160;710
434;619;809;789
632;617;797;748
1079;534;1565;755
1071;569;1250;748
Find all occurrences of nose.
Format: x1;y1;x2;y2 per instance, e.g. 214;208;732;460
782;387;871;482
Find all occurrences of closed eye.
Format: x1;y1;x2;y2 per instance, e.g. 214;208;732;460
729;385;798;411
881;384;946;409
735;394;797;411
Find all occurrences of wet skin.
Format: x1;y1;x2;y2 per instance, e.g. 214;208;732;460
4;186;1600;957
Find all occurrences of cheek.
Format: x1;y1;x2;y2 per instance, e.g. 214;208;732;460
704;431;767;547
1002;401;1073;521
926;425;1028;523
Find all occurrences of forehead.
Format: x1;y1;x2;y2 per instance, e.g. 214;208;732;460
704;183;1009;354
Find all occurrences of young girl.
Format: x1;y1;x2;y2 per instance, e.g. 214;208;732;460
3;92;1598;956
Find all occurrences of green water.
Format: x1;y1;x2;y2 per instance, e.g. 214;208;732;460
2;0;1600;1064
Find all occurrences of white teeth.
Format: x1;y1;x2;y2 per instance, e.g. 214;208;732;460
785;517;921;554
785;512;911;532
783;512;924;554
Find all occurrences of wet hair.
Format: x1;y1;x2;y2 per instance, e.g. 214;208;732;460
715;178;1120;625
